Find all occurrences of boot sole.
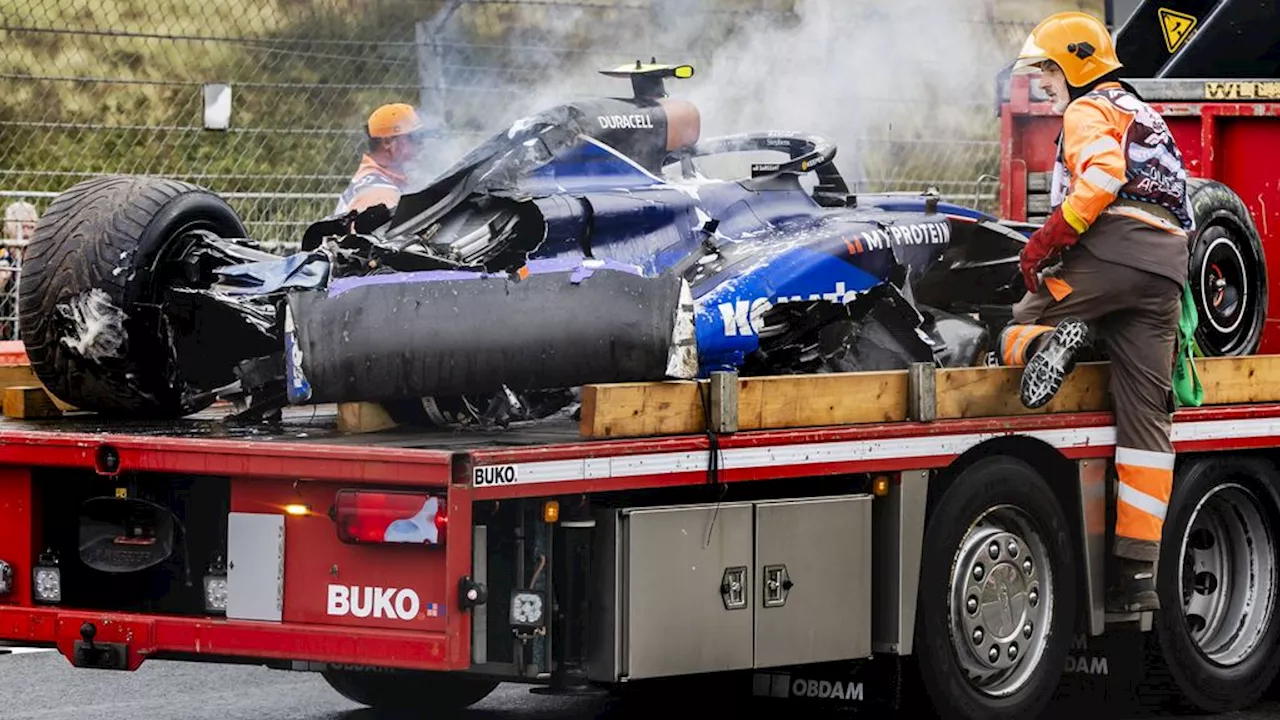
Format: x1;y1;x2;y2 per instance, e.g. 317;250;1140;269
1020;318;1090;409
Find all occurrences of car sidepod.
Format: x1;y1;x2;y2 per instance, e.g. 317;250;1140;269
691;213;966;372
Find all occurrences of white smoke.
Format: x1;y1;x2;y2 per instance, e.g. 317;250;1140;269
413;0;1026;193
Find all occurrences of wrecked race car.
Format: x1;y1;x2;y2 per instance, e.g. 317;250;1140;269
18;62;1047;424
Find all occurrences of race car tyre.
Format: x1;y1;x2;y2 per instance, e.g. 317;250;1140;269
913;456;1076;720
1186;177;1267;357
18;175;247;418
321;668;499;713
1150;455;1280;713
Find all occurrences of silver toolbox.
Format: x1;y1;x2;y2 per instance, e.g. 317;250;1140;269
588;494;873;682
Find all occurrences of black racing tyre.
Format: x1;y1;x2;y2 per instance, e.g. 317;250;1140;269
1186;178;1267;356
1151;456;1280;713
322;668;498;714
914;456;1077;720
18;175;247;418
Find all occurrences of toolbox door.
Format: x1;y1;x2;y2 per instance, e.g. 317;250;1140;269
753;495;873;669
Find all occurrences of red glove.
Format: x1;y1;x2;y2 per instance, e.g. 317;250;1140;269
1021;206;1081;292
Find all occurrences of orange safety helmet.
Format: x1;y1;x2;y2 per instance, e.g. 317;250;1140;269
367;103;424;139
1013;11;1123;88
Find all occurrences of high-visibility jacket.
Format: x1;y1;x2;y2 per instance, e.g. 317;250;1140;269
1050;82;1195;238
334;154;406;216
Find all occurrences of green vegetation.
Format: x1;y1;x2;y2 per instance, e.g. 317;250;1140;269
2;0;445;206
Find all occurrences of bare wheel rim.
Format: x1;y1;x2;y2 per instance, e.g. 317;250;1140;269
1179;483;1277;667
949;504;1055;697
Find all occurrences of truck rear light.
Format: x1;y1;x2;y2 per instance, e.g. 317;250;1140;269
333;490;447;546
33;550;60;604
203;555;228;614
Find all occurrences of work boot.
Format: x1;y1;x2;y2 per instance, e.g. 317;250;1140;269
1106;557;1160;613
1020;317;1090;409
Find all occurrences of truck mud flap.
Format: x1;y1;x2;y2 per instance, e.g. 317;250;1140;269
1050;626;1164;716
749;658;905;713
283;264;696;404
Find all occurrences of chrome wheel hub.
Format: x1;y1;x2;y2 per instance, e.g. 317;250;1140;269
950;506;1053;697
1180;483;1277;667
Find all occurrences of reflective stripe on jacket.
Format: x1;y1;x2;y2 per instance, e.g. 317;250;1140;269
334;155;406;216
1050;82;1195;237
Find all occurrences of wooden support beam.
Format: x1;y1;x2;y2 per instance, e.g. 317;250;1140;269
0;357;76;413
578;355;1280;439
3;386;63;419
337;402;399;434
579;371;910;438
0;364;39;390
1194;355;1280;404
935;362;1112;419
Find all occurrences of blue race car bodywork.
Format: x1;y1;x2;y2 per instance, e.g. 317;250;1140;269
69;63;1036;422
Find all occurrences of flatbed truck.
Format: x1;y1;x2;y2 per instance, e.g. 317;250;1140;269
4;2;1280;717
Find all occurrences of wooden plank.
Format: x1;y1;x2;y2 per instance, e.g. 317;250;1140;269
935;362;1112;419
1196;355;1280;404
0;366;76;413
3;386;62;420
337;402;398;434
0;365;39;390
936;355;1280;419
741;372;909;429
579;371;909;439
579;355;1280;439
0;344;77;413
578;381;705;439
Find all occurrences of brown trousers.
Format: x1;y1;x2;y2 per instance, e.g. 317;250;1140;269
1000;245;1181;561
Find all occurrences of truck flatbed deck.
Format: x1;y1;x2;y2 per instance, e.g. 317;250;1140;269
0;405;587;450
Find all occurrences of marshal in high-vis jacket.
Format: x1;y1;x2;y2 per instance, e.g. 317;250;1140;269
1049;82;1195;286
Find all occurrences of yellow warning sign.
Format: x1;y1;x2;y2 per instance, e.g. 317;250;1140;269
1158;8;1198;54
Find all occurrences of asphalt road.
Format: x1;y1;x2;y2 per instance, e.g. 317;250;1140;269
3;647;1280;720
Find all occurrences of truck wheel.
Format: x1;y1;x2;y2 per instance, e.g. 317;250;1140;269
322;668;498;713
1186;177;1267;356
1152;456;1280;712
914;456;1076;720
18;175;246;418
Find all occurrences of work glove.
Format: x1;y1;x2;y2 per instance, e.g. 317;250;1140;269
1021;206;1081;292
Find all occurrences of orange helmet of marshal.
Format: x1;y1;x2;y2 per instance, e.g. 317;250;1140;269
367;103;424;140
1013;11;1123;88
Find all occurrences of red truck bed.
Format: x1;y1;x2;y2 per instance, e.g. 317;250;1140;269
5;395;1280;672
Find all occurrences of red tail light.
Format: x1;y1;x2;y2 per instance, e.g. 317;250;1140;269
333;490;448;546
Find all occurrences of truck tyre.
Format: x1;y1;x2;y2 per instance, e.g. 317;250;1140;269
1151;456;1280;712
18;175;247;418
914;456;1076;720
1186;177;1267;356
322;668;498;713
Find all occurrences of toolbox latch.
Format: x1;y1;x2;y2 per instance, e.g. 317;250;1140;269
762;564;793;608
